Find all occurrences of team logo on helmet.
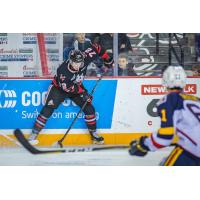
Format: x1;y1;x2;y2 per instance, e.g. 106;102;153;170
162;66;186;89
69;50;84;63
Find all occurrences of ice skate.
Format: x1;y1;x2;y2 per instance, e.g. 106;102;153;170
90;131;104;145
27;132;39;145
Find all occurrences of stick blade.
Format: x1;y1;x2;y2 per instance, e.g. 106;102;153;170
52;140;63;148
14;129;65;154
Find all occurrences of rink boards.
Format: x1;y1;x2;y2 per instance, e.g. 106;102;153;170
0;77;199;147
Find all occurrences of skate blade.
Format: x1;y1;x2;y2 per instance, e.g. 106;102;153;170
93;140;104;145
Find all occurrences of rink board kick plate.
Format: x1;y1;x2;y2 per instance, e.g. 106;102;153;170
13;129;129;154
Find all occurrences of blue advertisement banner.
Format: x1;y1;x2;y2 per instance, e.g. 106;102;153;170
0;79;117;129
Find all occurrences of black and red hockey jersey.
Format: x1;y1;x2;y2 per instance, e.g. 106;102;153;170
53;43;113;94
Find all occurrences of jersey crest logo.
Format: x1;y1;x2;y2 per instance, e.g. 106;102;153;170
47;100;54;106
75;74;84;83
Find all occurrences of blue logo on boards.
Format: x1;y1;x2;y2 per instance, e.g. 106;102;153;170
0;79;117;129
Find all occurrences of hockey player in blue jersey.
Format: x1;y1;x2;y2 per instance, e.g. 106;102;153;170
129;66;200;166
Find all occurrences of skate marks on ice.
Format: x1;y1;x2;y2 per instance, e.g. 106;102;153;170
0;147;173;166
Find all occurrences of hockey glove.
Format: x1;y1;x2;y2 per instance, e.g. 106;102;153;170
129;136;149;157
104;57;114;68
80;91;93;103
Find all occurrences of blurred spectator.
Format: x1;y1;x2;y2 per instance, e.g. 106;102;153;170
86;64;113;77
186;34;195;54
118;33;133;53
86;33;101;43
74;33;91;51
195;33;200;62
63;33;75;60
63;33;91;60
99;33;113;54
192;65;200;76
118;53;137;76
99;33;133;54
86;62;99;76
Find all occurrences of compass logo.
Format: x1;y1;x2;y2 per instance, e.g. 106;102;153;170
0;90;17;108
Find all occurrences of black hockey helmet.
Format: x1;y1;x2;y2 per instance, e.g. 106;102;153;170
69;50;84;63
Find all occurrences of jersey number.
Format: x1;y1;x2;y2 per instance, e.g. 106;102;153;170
161;109;167;122
85;48;96;58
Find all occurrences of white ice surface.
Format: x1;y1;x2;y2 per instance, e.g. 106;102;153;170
0;146;173;166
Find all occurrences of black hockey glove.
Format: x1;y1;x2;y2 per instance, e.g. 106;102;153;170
129;136;150;157
80;91;93;103
104;57;114;68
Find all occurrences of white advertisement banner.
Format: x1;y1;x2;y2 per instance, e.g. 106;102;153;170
111;77;200;133
0;33;63;77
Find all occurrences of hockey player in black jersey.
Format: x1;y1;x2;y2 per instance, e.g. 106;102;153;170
28;45;113;145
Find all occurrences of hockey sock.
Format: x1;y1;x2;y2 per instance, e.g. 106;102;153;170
32;114;48;134
85;114;96;131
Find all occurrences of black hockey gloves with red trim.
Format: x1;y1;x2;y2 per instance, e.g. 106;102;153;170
129;136;150;157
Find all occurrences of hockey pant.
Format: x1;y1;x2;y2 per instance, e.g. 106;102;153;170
32;84;96;134
162;146;200;166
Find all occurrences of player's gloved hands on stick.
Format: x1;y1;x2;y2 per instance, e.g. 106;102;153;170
81;91;93;103
129;136;149;157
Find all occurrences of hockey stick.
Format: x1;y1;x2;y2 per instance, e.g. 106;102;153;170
14;128;128;154
64;145;129;152
14;129;66;154
54;75;102;148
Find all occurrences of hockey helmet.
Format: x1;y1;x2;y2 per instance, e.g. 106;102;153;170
162;66;186;89
69;50;84;63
